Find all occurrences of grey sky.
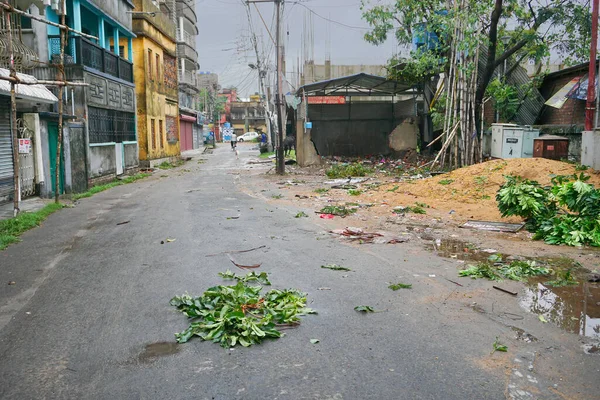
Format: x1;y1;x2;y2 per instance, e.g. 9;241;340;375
195;0;398;96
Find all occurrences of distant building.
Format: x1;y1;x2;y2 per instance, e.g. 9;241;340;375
132;0;180;167
197;72;219;94
300;61;387;86
176;0;200;150
230;101;266;135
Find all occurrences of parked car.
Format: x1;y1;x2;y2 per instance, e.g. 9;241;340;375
237;131;259;142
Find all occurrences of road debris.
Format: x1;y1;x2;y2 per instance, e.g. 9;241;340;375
493;285;518;296
444;278;463;287
321;264;351;271
329;227;408;244
388;282;412;290
310;339;320;344
318;205;357;217
295;211;308;218
354;306;375;313
171;273;316;347
461;220;525;233
318;287;331;290
206;245;267;257
116;220;130;226
228;254;262;270
219;270;271;285
166;238;176;243
7;281;16;285
538;315;548;323
492;337;508;353
319;214;335;219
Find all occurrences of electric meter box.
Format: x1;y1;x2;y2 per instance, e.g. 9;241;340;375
491;123;539;159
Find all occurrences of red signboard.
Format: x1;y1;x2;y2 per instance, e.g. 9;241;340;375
307;96;346;104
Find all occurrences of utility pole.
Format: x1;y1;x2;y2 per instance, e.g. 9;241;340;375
247;0;284;174
586;0;599;131
6;9;19;216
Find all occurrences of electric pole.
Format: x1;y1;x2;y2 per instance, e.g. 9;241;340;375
586;0;599;130
247;0;285;174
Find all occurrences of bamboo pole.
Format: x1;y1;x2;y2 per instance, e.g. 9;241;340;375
0;75;88;86
6;10;19;216
54;0;66;203
0;2;98;40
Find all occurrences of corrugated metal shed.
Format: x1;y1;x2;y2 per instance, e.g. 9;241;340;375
0;68;58;104
478;48;545;125
297;73;412;97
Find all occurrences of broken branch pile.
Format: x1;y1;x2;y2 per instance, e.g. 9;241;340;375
170;272;316;347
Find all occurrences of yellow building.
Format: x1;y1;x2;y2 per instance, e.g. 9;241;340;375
131;0;180;166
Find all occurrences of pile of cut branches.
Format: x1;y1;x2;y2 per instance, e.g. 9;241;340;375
170;272;316;347
497;174;600;247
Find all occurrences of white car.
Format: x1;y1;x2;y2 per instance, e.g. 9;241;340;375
237;131;259;142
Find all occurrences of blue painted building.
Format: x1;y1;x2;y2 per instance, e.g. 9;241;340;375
29;0;140;194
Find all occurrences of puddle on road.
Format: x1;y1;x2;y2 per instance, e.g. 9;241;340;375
137;342;180;363
428;238;505;262
430;238;600;340
520;279;600;339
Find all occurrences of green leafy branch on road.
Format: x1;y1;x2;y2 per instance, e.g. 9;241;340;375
218;270;271;285
73;173;150;201
0;203;64;250
171;275;316;347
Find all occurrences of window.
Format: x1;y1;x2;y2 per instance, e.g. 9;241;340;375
148;49;153;79
156;54;161;82
159;119;164;148
119;46;125;58
150;119;156;150
88;107;135;144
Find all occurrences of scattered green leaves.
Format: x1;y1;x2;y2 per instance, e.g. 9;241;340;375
492;337;508;353
310;339;320;344
295;211;308;218
393;205;426;215
438;179;454;185
272;194;283;199
319;205;357;217
314;188;330;194
354;306;375;313
387;185;400;192
171;275;316;347
347;189;362;196
459;263;503;281
538;315;548;323
388;282;412;290
321;264;351;271
545;269;579;287
498;261;550;281
218;270;271;285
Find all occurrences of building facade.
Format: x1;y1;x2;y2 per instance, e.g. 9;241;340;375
175;0;200;150
132;0;180;166
230;101;266;136
26;0;138;195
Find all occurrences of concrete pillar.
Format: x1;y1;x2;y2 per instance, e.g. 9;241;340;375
98;17;105;48
113;28;119;55
127;37;133;62
23;114;43;185
72;0;81;33
582;130;600;169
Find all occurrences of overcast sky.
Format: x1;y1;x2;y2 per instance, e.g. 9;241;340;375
195;0;399;96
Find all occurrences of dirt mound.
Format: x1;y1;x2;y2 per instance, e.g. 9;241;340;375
377;158;600;222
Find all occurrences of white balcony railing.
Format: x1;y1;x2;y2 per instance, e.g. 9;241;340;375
176;28;196;48
179;70;197;86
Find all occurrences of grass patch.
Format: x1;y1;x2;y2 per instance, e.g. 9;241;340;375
0;203;64;250
157;160;184;170
545;269;579;287
325;163;373;178
347;189;362;196
438;179;454;185
272;194;283;199
387;185;400;192
388;282;412;290
73;173;150;201
314;188;330;194
393;204;426;215
259;151;275;159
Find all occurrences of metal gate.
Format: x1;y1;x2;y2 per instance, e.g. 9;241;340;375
0;100;14;203
18;126;36;198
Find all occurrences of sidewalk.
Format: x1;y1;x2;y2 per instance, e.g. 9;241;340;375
0;197;52;221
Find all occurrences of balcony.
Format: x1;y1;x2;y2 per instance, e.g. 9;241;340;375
48;36;134;83
176;28;196;48
178;70;197;87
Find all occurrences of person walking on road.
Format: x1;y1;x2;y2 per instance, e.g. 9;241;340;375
231;133;237;150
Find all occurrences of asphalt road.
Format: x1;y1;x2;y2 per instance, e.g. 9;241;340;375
0;144;596;399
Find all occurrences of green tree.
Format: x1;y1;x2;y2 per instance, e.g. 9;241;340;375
361;0;592;131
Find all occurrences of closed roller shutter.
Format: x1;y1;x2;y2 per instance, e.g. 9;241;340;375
0;97;14;202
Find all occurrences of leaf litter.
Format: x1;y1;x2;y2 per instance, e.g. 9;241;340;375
171;273;317;347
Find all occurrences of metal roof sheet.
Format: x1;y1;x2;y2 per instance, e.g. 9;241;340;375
0;68;58;104
297;73;412;96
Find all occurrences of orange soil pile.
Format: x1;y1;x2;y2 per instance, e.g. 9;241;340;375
376;158;600;222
